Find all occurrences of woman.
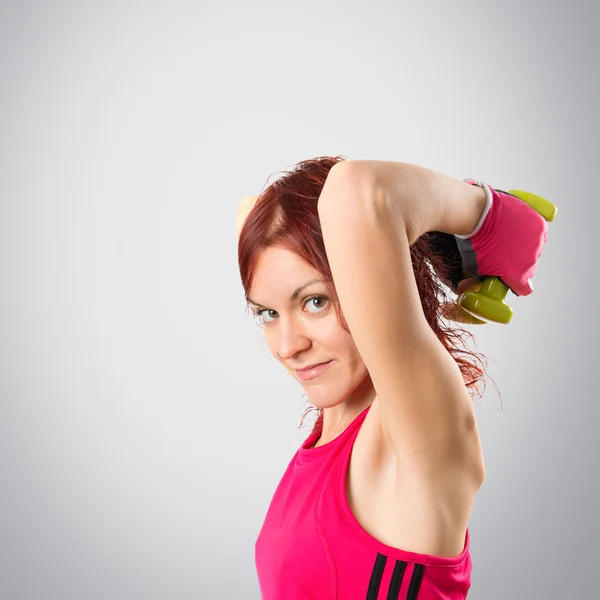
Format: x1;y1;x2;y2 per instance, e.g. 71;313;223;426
236;157;548;599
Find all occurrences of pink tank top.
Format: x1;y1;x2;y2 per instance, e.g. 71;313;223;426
255;404;472;599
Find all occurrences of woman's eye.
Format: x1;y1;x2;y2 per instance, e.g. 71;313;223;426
257;309;277;324
253;295;329;325
304;295;328;313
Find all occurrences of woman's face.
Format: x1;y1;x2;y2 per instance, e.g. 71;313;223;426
246;246;370;408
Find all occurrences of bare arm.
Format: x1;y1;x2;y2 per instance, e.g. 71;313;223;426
327;160;488;245
317;163;486;472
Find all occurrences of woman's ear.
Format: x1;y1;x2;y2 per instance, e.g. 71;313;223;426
236;195;259;240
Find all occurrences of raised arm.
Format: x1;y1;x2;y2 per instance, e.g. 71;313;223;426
317;161;486;480
321;160;489;245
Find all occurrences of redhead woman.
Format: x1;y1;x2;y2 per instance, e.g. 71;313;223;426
236;157;548;599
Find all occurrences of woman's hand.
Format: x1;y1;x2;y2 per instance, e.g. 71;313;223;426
457;182;549;297
236;195;259;240
441;277;486;324
455;277;482;296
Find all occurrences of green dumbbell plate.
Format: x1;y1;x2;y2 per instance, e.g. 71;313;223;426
507;189;557;222
459;288;514;324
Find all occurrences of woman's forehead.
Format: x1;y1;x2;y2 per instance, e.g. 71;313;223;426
248;247;321;303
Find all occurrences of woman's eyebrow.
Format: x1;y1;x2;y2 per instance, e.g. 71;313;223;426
247;278;327;307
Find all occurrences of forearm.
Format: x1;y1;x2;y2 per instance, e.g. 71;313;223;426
338;160;489;245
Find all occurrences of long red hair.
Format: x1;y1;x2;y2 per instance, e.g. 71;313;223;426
237;155;498;437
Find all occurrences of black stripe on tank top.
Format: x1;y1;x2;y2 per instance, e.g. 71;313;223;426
366;553;387;599
406;563;425;599
386;560;407;599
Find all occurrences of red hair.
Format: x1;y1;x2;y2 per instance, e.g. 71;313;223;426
237;155;499;437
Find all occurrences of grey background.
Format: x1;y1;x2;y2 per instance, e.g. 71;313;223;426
1;1;597;598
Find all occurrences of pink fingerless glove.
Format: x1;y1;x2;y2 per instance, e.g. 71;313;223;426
455;180;549;297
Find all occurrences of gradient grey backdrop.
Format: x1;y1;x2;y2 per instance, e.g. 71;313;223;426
1;1;597;598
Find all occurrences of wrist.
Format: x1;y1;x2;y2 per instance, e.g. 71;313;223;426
453;180;492;238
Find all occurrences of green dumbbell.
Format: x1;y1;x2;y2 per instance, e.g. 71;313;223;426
457;190;558;324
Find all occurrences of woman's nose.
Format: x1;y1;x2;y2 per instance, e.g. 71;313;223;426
276;325;312;361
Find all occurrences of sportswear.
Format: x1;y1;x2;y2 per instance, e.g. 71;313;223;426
255;405;472;599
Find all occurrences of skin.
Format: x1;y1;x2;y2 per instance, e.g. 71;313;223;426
246;245;376;445
236;195;260;239
238;195;482;446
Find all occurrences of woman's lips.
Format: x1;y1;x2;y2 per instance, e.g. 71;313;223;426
296;360;333;380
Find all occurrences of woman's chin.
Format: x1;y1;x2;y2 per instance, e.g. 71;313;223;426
303;389;345;409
